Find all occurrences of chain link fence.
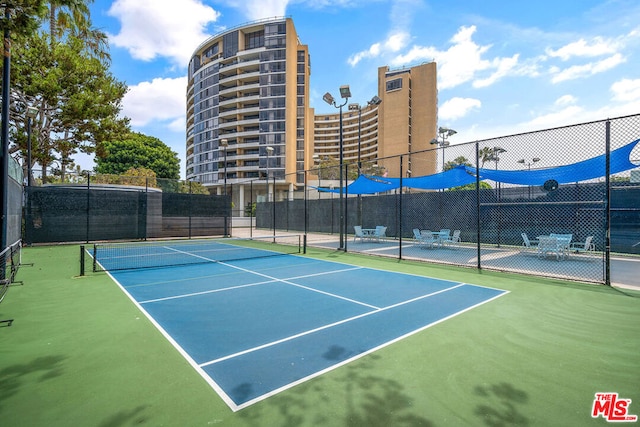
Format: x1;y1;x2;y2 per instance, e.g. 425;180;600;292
24;175;231;243
18;114;640;285
252;114;640;285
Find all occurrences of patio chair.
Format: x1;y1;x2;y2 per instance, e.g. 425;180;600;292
550;233;572;248
373;226;387;242
436;229;450;247
353;226;365;243
521;233;538;252
413;229;436;248
570;236;594;254
537;236;564;260
442;230;461;246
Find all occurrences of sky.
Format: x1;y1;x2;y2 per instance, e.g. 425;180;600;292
84;0;640;178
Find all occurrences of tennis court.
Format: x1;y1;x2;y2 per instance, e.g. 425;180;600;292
92;237;507;411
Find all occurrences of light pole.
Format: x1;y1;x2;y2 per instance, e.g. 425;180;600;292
492;146;507;170
26;106;38;187
430;127;457;171
517;157;540;197
323;85;351;250
265;146;274;202
348;95;382;174
220;138;228;196
517;157;541;170
313;154;321;199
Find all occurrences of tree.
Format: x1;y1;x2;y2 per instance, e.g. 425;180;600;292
8;32;129;182
478;146;507;168
444;155;492;191
0;2;47;39
444;156;472;171
2;1;128;184
95;132;180;180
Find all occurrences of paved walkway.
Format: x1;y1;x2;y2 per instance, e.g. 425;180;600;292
231;228;640;290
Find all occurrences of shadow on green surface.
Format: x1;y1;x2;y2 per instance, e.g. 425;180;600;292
474;382;529;427
239;350;434;427
0;355;66;412
98;405;150;427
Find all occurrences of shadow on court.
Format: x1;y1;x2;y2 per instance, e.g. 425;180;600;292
474;383;530;427
238;352;434;427
0;355;66;412
97;405;150;427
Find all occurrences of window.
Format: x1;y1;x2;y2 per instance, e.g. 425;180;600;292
265;36;286;49
245;30;264;49
223;31;239;58
203;43;219;58
265;23;286;36
386;78;403;91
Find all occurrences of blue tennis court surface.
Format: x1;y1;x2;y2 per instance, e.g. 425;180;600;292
101;246;508;411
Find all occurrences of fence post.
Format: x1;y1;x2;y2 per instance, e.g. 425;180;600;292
304;170;308;254
605;120;611;286
399;155;403;260
476;142;481;269
344;164;348;252
188;180;192;239
86;173;91;243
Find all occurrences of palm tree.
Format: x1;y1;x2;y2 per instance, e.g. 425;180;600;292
46;0;110;63
478;146;507;169
37;0;112;182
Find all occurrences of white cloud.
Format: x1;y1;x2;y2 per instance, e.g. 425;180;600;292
546;37;621;61
108;0;220;66
550;53;626;83
611;78;640;102
348;32;410;66
121;77;187;128
232;0;290;20
390;25;525;90
523;105;585;129
439;97;481;121
473;54;520;88
555;95;577;106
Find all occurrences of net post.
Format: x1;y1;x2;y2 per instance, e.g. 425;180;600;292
80;245;85;276
303;234;306;254
92;244;97;272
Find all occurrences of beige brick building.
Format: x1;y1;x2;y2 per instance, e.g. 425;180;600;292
186;17;438;210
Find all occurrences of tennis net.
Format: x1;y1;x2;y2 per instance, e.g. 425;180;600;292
87;234;302;272
1;240;22;304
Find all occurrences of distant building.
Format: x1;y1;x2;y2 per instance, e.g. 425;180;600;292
314;63;438;179
186;17;437;211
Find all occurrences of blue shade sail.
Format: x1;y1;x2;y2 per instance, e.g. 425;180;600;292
315;138;640;194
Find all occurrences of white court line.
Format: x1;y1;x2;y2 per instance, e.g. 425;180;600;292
139;280;276;304
163;246;376;309
138;266;364;304
96;245;508;413
234;287;509;411
199;283;465;368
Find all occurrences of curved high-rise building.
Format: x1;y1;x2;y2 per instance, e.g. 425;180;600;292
186;17;312;208
186;17;438;210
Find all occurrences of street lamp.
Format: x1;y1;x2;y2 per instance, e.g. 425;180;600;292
349;95;382;174
220;138;228;196
492;146;507;170
517;157;541;170
517;157;541;197
323;84;351;250
265;146;274;202
430;127;457;171
26;106;38;187
313;154;321;199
